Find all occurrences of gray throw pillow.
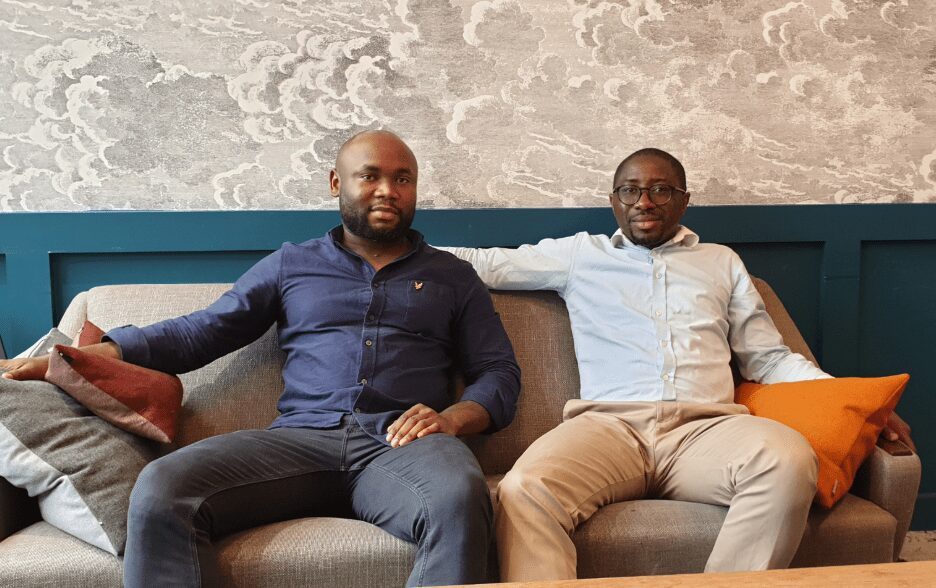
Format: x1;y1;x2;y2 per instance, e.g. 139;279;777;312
13;328;73;359
0;377;160;554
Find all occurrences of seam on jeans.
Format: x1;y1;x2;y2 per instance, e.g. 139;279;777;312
369;462;431;587
183;463;342;583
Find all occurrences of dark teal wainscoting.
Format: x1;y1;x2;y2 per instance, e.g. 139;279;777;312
1;204;934;529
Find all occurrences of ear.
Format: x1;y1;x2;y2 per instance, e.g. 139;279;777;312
329;169;340;198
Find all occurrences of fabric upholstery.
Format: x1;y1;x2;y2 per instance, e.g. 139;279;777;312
0;280;919;583
574;494;895;578
12;328;72;359
737;375;908;507
852;445;923;560
84;284;283;447
465;290;580;475
0;522;122;587
217;517;415;587
0;378;159;555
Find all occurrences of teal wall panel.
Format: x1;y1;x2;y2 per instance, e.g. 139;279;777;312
2;205;936;528
724;242;823;358
50;251;273;323
0;254;6;357
859;242;936;497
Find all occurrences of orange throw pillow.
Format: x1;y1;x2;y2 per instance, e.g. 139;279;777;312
735;374;909;508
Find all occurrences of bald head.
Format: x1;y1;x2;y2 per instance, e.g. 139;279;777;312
335;130;417;175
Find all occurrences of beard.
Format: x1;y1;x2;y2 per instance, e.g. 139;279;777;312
339;193;414;242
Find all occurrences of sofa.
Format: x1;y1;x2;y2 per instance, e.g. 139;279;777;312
0;279;922;586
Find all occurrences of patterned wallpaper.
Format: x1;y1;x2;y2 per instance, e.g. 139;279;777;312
1;1;934;212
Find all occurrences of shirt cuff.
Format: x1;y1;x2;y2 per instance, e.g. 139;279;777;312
459;387;507;433
102;325;151;367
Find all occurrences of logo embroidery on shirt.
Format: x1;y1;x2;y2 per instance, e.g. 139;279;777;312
414;281;424;291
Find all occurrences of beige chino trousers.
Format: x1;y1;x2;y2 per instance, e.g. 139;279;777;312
496;400;819;581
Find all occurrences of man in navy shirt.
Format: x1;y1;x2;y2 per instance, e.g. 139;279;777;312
2;130;520;587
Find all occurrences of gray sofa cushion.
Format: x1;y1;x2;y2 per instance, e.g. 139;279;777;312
0;517;417;588
0;522;122;587
574;494;895;578
0;378;159;555
217;517;415;587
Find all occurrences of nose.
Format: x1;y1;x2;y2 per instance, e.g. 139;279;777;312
633;188;657;209
373;177;398;200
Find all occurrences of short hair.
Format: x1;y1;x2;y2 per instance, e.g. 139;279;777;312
614;148;687;190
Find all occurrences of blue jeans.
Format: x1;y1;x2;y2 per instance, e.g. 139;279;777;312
123;417;492;587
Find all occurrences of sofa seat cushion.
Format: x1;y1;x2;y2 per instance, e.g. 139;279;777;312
791;494;896;568
574;494;896;578
0;522;122;587
216;517;415;587
1;517;416;588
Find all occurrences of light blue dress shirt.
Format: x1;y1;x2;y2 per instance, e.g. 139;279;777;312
445;226;828;404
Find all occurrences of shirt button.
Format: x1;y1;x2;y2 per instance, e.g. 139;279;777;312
660;339;668;346
354;407;361;413
655;310;663;317
662;374;670;381
359;378;367;385
367;314;375;321
365;339;373;347
656;273;663;279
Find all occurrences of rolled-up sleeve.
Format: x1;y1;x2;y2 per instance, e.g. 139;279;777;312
452;270;521;432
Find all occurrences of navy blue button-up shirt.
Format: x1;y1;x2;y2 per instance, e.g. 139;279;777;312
106;227;520;441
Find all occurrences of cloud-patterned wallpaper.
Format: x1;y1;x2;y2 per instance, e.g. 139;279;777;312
1;1;934;211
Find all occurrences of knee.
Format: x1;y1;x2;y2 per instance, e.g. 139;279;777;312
436;464;491;521
497;462;552;508
128;454;194;524
747;423;818;502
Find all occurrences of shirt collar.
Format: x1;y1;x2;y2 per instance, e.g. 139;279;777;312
610;225;699;251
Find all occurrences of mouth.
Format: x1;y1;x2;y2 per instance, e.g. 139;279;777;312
369;206;401;221
631;215;662;231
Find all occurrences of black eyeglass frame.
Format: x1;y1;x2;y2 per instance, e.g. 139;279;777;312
611;184;687;206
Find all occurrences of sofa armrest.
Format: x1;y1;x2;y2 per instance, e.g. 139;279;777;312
850;439;922;561
0;477;41;541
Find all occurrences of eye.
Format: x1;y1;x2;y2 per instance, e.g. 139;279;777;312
396;177;412;184
359;174;375;181
619;186;639;196
649;185;670;194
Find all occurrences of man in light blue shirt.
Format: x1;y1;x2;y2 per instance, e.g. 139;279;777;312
446;148;914;580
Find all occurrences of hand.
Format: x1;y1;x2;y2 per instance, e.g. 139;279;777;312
0;356;50;381
882;411;916;453
386;403;457;448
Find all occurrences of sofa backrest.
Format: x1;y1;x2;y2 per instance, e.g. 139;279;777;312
58;284;284;449
57;277;815;473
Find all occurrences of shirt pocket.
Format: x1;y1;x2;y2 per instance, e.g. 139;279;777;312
403;280;457;338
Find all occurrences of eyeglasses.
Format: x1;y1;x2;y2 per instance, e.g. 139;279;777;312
611;184;686;206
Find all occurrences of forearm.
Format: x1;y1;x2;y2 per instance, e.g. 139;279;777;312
440;400;492;436
81;341;122;360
